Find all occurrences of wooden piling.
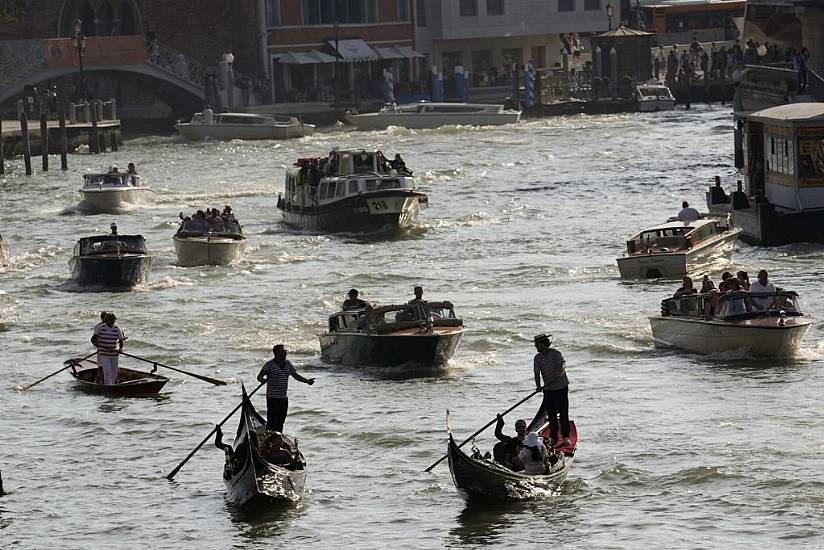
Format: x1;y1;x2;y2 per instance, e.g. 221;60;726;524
40;113;49;172
90;106;99;154
110;129;118;152
0;118;5;175
59;106;68;170
21;113;32;175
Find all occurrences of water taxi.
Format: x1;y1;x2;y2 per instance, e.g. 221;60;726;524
173;217;245;267
78;171;149;212
636;83;675;112
617;218;741;279
346;101;521;130
70;224;151;289
175;112;314;140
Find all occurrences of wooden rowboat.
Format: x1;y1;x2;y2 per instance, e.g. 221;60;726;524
447;411;578;501
220;386;307;506
65;358;169;396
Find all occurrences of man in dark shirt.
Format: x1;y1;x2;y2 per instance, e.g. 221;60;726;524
407;285;426;304
493;415;526;471
342;288;368;310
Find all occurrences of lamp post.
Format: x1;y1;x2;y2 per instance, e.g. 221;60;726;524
72;18;87;103
225;52;235;110
606;2;614;31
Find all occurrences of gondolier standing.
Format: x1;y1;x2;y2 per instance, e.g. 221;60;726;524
92;312;125;385
533;334;571;447
257;344;315;432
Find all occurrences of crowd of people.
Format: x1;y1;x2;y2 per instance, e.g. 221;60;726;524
673;269;781;317
177;206;240;233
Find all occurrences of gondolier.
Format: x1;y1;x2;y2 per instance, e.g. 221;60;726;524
257;344;315;432
91;312;125;385
533;334;571;448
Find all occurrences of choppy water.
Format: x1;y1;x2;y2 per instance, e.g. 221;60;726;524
2;105;824;548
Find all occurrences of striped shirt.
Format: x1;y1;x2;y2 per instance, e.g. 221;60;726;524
94;324;124;357
262;359;296;399
534;349;568;391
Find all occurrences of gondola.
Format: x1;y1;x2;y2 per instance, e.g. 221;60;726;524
218;386;307;506
65;357;169;396
447;409;578;501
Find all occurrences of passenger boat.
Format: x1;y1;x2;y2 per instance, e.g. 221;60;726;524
219;386;307;506
319;301;464;368
0;233;9;266
277;149;428;233
70;224;152;289
617;218;741;279
64;357;169;396
636;83;676;112
346;101;521;130
174;112;315;141
650;290;813;356
173;218;245;267
78;171;149;212
447;410;577;501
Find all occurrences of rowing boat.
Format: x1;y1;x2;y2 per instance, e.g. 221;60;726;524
65;358;169;396
220;386;307;506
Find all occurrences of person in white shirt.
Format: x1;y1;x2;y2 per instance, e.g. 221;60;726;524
518;431;547;475
92;312;125;385
677;201;701;221
202;105;214;124
750;269;776;311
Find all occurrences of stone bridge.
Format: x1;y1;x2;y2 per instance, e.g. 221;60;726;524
0;35;215;115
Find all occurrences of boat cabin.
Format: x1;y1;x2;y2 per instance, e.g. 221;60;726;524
625;219;729;255
741;103;824;212
384;102;504;114
74;234;148;257
176;218;242;237
83;172;140;188
636;84;674;101
661;291;803;320
327;301;461;334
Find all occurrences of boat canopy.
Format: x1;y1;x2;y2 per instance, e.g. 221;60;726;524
661;290;803;320
76;234;147;256
176;218;243;237
83;173;139;187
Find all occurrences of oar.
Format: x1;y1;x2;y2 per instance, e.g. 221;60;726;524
424;385;544;472
118;350;226;386
166;379;265;480
20;350;98;391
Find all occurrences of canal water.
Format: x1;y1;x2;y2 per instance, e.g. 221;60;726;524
1;105;823;548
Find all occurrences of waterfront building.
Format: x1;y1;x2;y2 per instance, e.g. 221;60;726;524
639;0;745;46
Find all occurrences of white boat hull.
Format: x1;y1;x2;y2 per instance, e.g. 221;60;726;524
617;230;740;279
174;123;314;141
638;99;675;112
79;188;148;211
173;236;245;266
347;111;521;130
649;316;812;356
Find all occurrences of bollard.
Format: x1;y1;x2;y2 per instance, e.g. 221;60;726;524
59;106;68;170
90;106;100;154
21;113;32;175
110;129;118;152
40;113;49;171
96;100;103;122
0;118;4;175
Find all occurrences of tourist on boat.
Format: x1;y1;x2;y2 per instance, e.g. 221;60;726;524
737;271;751;291
533;334;571;448
256;344;315;433
518;431;548;475
408;285;426;304
214;424;238;478
260;432;293;465
342;289;368;310
391;154;408;172
700;275;716;293
718;271;734;292
674;276;697;298
750;270;777;311
126;163;138;185
493;415;526;471
202;104;214;124
677;201;700;222
91;312;125;385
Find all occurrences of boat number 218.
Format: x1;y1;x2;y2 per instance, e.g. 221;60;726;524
371;200;390;211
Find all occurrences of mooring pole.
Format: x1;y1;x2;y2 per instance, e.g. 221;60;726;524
90;105;99;154
40;113;49;171
0;118;5;175
59;106;68;170
21;112;32;175
110;129;118;152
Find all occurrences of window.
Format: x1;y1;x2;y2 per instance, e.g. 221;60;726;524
530;45;546;69
349;180;360;193
398;0;409;21
558;0;575;12
416;0;426;26
460;0;477;16
584;0;599;9
267;0;280;25
487;0;504;15
304;0;376;24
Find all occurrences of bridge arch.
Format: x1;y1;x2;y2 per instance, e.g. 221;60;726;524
57;0;144;37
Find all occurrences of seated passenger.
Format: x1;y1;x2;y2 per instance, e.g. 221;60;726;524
736;271;751;291
674;276;697;298
517;432;547;475
677;201;700;222
750;269;776;311
700;275;715;294
342;288;368;310
260;432;293;465
492;415;526;471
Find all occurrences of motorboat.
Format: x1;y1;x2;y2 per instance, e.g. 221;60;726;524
636;83;676;112
173;216;245;267
69;224;152;289
174;112;315;140
78;171;149;212
277;149;428;233
319;301;464;368
617;218;741;279
218;386;307;506
650;290;813;356
64;357;169;396
345;101;521;130
0;233;9;266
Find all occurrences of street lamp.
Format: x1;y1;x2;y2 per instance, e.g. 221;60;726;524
606;2;614;31
225;52;235;110
72;18;87;102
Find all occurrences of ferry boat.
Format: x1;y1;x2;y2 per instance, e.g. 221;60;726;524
636;83;675;112
345;101;521;130
173;217;245;267
650;290;813;357
319;301;464;368
277;149;428;233
78;171;149;212
174;112;314;141
70;224;151;289
706;103;824;245
617;218;741;279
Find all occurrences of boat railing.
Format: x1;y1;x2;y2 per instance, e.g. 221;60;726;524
662;291;802;320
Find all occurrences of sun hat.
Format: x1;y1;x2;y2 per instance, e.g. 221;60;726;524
523;431;543;448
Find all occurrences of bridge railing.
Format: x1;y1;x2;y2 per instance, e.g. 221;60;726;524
146;40;212;90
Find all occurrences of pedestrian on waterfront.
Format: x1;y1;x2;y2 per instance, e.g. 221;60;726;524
342;288;368;310
533;334;570;448
677;201;700;221
92;312;125;385
256;344;315;432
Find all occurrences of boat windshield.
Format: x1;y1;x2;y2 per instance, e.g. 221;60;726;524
627;227;689;254
83;174;134;187
662;291;803;320
177;219;242;236
81;237;146;255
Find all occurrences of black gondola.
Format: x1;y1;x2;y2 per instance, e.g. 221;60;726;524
218;386;307;507
70;224;151;289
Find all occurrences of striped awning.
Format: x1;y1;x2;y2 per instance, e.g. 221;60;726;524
278;51;337;65
328;39;378;62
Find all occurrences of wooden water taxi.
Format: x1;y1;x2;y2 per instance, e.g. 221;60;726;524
346;101;521;130
173;218;245;267
175;112;314;140
78;171;149;212
70;225;151;289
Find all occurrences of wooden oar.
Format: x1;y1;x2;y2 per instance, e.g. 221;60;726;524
424;385;544;472
118;350;226;386
20;351;98;391
166;379;265;480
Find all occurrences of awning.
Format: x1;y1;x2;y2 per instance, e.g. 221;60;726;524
327;38;378;62
375;45;425;60
278;51;337;65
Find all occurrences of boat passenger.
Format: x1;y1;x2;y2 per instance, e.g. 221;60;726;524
407;285;426;304
256;344;315;433
518;432;548;475
737;271;751;291
750;270;776;311
391;153;407;173
677;201;700;222
214;424;238;478
342;288;368;310
202;105;214;124
533;334;571;448
260;432;293;465
92;312;125;385
700;274;716;294
493;415;526;471
673;276;697;298
718;271;734;292
357;304;374;330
